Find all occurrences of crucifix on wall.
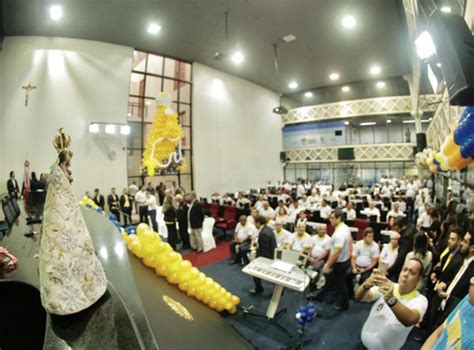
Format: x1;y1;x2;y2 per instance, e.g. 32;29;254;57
22;83;37;107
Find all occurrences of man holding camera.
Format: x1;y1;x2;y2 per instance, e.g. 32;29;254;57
355;258;428;350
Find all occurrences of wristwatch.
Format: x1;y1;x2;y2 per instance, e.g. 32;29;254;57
386;296;398;307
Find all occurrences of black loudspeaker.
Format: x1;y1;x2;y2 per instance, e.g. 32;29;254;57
427;11;474;106
416;133;427;152
280;151;287;162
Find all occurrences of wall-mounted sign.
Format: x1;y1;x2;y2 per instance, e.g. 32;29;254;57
282;121;346;150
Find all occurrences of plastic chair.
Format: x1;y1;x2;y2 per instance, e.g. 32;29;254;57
201;217;216;252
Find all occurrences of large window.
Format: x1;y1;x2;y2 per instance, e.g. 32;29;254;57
285;162;414;188
127;51;193;192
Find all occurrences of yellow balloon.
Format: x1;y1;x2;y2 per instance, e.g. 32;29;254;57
179;260;192;272
168;252;182;264
209;301;218;309
167;273;179;285
143;244;158;257
189;267;200;280
168;262;181;275
178;271;191;284
157;264;169;276
156;253;169;267
195;290;205;301
136;223;149;237
202;295;211;305
187;288;196;297
178;281;189;292
224;302;233;310
229;306;237;315
143;256;158;268
231;296;240;305
216;305;224;312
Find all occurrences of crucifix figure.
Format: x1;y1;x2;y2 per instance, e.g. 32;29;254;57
22;83;37;107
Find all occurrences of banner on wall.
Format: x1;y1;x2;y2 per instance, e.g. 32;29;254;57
282;121;346;150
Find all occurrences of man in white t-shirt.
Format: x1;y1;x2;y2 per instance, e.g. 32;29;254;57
355;259;428;350
319;199;332;220
246;208;258;227
259;201;276;221
380;231;401;271
229;216;256;265
314;209;352;311
362;201;381;222
344;202;357;221
273;220;293;248
387;203;406;221
352;227;380;284
289;222;313;254
308;225;331;270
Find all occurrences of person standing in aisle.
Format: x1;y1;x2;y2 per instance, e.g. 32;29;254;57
146;191;159;233
163;195;178;250
135;185;148;224
176;194;190;249
188;192;204;252
120;188;132;226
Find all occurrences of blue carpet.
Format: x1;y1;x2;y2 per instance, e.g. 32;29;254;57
202;260;423;349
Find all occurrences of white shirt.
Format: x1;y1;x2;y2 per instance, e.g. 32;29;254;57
308;195;320;206
362;207;381;219
381;187;392;198
234;222;256;241
236;197;251;208
146;195;158;211
380;243;399;269
255;201;265;212
406;183;418;198
247;215;256;227
330;223;352;262
361;284;428;350
387;210;405;220
128;184;138;196
273;228;293;247
277;193;289;203
319;205;332;219
290;233;313;253
259;206;276;220
419;212;432;228
353;240;380;268
297;184;305;197
311;234;331;258
345;208;357;221
135;191;147;206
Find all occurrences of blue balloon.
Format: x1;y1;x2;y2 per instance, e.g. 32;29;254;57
458;106;474;124
454;108;474;146
307;316;314;323
307;303;315;309
298;318;306;326
109;214;117;221
97;208;103;213
307;308;315;317
85;204;92;208
298;306;306;313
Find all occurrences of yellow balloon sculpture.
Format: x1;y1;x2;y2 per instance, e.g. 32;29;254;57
124;223;239;313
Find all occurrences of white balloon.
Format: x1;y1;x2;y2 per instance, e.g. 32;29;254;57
165;108;173;116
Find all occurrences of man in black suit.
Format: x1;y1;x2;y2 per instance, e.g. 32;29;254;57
387;216;417;281
249;215;277;294
7;171;19;199
188;192;204;252
93;188;105;210
107;187;121;223
176;194;190;249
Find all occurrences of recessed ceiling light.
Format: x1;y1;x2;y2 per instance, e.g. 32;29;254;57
282;34;297;43
344;121;350;125
147;23;161;35
342;15;356;29
387;119;392;124
127;112;132;117
440;6;451;13
288;81;298;89
329;73;340;81
341;86;350;92
360;122;376;126
369;65;382;75
403;120;416;124
105;125;116;134
89;123;99;133
231;51;244;64
436;62;442;68
50;5;63;20
145;100;151;106
304;91;313;98
376;81;386;88
120;125;131;135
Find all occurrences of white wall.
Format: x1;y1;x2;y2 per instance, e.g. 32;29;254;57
0;37;133;197
192;63;283;197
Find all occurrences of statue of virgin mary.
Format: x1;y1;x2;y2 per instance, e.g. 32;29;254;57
39;129;107;315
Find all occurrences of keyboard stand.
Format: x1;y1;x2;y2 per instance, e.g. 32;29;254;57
241;284;292;338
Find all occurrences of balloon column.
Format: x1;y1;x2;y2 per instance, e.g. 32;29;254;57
296;304;316;326
421;106;474;173
123;223;240;314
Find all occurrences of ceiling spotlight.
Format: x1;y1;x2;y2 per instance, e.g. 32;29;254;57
376;81;386;88
147;23;161;35
127;112;132;117
369;65;381;75
145;100;152;106
329;73;340;81
89;123;99;133
360;122;376;126
415;31;436;59
344;121;350;125
440;6;451;13
436;62;442;68
304;91;313;98
341;86;350;92
120;125;131;135
231;51;244;64
387;119;392;124
288;81;298;89
49;5;63;21
342;15;356;29
282;34;297;43
105;124;116;134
